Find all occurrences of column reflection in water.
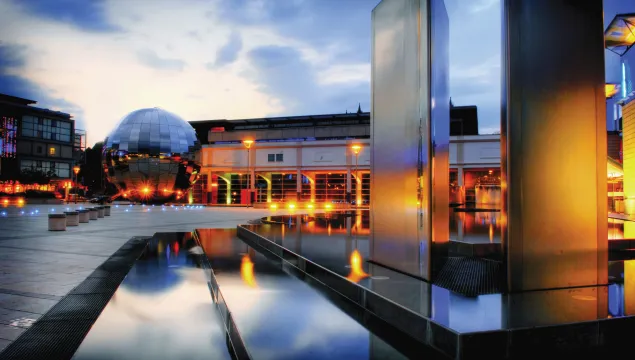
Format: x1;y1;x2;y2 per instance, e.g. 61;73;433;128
370;0;449;281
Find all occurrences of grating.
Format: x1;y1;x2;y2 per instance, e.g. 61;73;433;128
433;257;504;296
42;294;113;321
70;277;123;295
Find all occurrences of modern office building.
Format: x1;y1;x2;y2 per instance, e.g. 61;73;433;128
0;93;81;196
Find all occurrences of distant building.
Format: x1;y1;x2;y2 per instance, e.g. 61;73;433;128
188;106;501;206
0;93;80;195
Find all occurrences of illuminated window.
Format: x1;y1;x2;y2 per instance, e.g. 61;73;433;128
49;147;56;156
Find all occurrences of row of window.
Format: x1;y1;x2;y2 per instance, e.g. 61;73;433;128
22;116;72;143
21;160;71;178
267;153;284;162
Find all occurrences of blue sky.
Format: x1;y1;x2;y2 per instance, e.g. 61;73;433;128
0;0;631;145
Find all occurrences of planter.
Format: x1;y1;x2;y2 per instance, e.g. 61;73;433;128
48;214;67;231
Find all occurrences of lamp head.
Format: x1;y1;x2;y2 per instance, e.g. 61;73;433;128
243;139;254;149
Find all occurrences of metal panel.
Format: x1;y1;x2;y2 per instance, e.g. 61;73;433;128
371;0;448;280
501;0;607;291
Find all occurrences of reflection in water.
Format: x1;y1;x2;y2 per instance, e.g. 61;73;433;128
346;249;369;283
241;254;257;288
246;211;635;334
73;232;231;360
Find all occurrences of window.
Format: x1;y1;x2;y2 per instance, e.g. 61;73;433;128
49;147;56;156
267;153;284;162
36;146;43;154
20;160;71;178
21;116;72;143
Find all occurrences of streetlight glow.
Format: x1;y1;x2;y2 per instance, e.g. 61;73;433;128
351;145;362;154
242;139;254;149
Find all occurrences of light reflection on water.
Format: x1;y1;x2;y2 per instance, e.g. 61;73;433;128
249;211;635;333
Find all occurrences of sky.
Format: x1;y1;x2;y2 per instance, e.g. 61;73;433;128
0;0;631;146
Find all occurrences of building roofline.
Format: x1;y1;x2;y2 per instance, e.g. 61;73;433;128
0;93;37;106
190;112;370;126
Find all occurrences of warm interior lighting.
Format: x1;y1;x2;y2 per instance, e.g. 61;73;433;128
606;83;620;98
270;204;277;210
240;254;257;288
346;249;369;283
49;147;55;156
243;139;254;149
351;144;362;155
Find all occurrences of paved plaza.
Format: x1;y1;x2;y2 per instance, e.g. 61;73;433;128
0;204;280;351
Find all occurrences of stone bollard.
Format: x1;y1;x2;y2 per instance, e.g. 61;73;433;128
48;214;67;231
64;211;79;226
88;208;98;220
96;206;105;218
104;205;111;216
78;209;90;223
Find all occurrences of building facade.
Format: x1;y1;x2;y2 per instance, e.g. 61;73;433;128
190;107;502;207
0;94;79;195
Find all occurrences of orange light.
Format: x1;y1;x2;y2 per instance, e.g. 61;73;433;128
351;144;362;155
123;193;128;198
143;187;149;193
73;166;80;175
17;198;24;206
240;254;257;287
606;84;620;98
270;204;277;210
2;199;7;205
243;139;254;149
211;183;218;187
325;203;332;209
307;203;314;209
288;203;296;209
177;190;182;196
346;249;369;283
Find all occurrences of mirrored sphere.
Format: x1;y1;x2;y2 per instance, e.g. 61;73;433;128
103;108;201;200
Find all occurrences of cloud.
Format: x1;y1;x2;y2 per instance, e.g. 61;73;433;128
246;45;369;115
207;31;243;69
468;0;498;13
136;49;186;71
0;42;86;130
12;0;121;32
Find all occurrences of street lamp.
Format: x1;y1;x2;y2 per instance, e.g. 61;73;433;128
243;139;254;205
73;165;80;204
351;145;362;206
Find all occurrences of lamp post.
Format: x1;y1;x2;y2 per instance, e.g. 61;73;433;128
242;140;254;205
73;165;80;204
351;145;361;206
